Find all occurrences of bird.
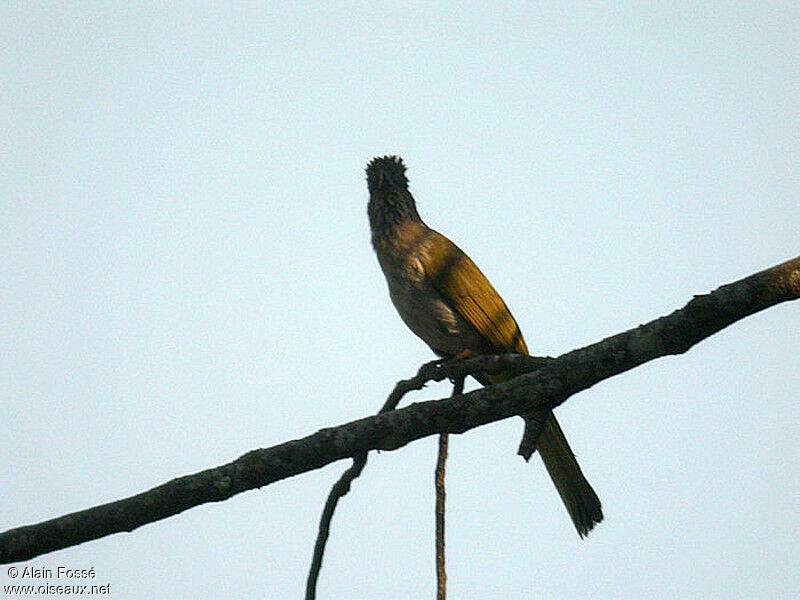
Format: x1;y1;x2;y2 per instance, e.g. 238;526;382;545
365;155;602;537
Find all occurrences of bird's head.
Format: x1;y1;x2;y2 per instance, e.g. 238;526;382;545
366;156;422;237
366;155;409;194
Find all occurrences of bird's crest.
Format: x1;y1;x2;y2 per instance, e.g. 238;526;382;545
366;155;408;193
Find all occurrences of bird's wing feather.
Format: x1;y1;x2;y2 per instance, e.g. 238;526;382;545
421;230;528;355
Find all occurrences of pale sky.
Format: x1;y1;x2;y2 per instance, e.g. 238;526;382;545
2;3;798;599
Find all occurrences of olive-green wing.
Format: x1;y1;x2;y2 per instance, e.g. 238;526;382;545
421;230;528;355
421;231;603;536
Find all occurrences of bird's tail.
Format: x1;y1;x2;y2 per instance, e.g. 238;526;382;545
536;414;603;537
478;369;602;537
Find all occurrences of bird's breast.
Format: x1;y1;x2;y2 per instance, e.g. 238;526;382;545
384;259;492;356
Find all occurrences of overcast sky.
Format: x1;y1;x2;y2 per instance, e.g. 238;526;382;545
2;3;798;599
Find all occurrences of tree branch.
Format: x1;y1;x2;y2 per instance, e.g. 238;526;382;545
304;356;484;599
436;377;462;600
1;256;797;564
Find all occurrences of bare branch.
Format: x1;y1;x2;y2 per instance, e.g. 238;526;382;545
1;256;797;564
304;453;367;600
304;358;483;599
437;377;463;600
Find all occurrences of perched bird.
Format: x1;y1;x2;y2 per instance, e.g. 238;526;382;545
366;155;602;537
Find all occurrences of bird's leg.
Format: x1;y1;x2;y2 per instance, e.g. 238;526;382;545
445;349;471;389
454;349;472;360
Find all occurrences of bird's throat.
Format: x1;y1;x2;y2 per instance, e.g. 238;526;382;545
368;189;423;245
